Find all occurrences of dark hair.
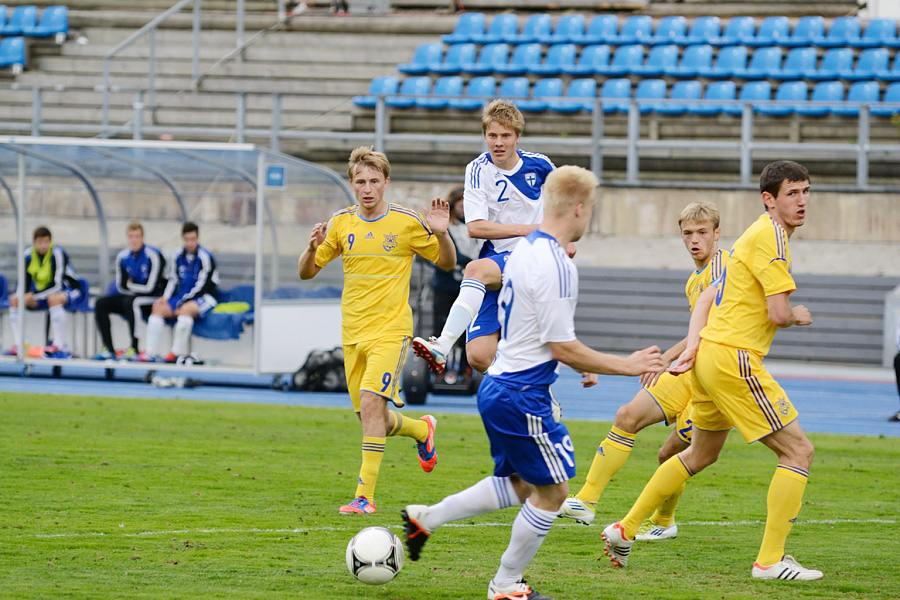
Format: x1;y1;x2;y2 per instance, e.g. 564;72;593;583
759;160;810;199
447;185;464;208
33;226;51;240
182;221;199;236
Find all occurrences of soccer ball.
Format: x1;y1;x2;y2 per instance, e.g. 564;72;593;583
345;526;404;584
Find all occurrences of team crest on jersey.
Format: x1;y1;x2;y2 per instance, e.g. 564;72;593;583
364;232;374;239
525;172;537;187
383;232;398;252
776;396;790;415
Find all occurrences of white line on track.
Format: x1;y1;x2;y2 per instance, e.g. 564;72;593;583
21;517;897;539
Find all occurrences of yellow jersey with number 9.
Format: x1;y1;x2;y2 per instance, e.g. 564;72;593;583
701;214;796;356
315;203;441;345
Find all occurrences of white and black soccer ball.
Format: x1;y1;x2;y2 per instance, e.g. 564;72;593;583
345;526;403;585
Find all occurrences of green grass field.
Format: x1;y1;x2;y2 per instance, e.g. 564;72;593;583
1;391;898;599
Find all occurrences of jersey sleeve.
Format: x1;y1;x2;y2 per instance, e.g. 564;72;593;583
314;217;342;268
533;250;577;343
463;160;490;223
407;212;441;264
752;227;796;297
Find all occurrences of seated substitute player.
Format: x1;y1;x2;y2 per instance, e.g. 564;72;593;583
93;222;167;360
8;226;83;358
298;146;457;515
560;201;728;541
413;99;575;375
602;160;823;581
401;166;663;600
141;221;219;363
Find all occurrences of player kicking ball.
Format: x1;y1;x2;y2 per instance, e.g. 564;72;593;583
402;166;663;600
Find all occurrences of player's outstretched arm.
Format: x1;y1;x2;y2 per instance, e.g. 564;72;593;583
549;339;663;377
298;222;327;280
669;286;716;374
641;336;688;387
424;197;457;271
767;291;812;328
466;219;539;240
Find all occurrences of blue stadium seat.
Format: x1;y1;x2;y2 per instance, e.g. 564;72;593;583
756;80;807;116
675;15;721;45
709;16;755;46
841;47;889;81
783;16;825;48
795;80;843;117
64;278;91;314
471;13;518;44
736;46;782;79
448;76;496;110
0;4;36;36
876;53;900;82
739;80;772;115
496;76;530;100
352;76;399;108
832;80;879;116
0;6;7;31
819;16;861;48
809;47;853;81
688;80;737;116
528;43;576;76
774;46;817;80
634;79;668;113
664;44;713;77
632;44;678;76
548;78;597;114
517;78;563;113
610;15;653;45
27;5;67;41
462;43;509;75
506;13;552;44
442;12;486;44
571;14;618;45
431;43;476;75
398;42;443;74
495;42;541;75
643;15;686;45
856;18;898;48
386;76;431;108
745;16;790;47
562;44;610;76
871;81;900;117
598;77;632;113
595;43;644;76
0;36;26;73
702;45;748;78
655;80;702;115
537;14;585;45
417;76;464;109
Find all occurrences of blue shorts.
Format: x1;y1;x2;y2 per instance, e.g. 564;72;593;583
168;293;217;316
32;288;82;311
478;375;576;486
466;250;510;342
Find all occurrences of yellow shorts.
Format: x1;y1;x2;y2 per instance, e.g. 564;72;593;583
644;371;693;426
674;400;694;444
691;338;798;443
343;336;410;412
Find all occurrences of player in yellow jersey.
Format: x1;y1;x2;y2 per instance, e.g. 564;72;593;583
298;146;457;515
602;160;823;582
559;201;726;539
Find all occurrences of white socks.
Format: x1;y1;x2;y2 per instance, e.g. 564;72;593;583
436;278;485;352
171;315;194;356
9;307;21;348
493;499;558;589
421;476;520;532
49;304;68;351
145;314;165;357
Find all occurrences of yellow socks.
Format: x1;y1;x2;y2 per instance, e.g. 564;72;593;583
354;436;385;500
650;481;686;527
621;455;693;538
575;426;636;506
388;410;428;442
756;465;809;565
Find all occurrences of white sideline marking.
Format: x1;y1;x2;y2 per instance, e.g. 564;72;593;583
22;517;897;539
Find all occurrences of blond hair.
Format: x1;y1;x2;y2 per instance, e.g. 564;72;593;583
543;165;598;217
347;146;391;179
482;99;525;136
127;221;144;234
678;201;720;229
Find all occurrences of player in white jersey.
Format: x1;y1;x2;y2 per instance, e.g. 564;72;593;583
402;166;663;600
413;100;570;375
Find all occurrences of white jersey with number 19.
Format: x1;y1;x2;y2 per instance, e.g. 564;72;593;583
489;230;578;385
